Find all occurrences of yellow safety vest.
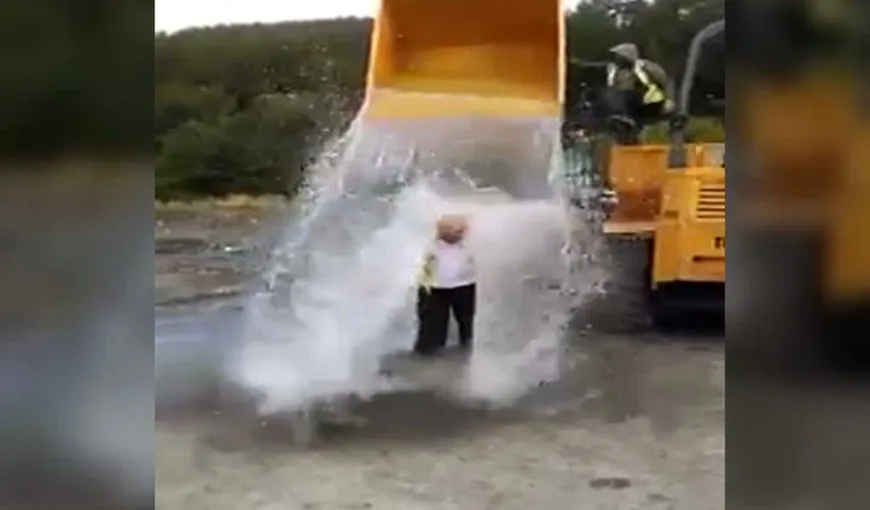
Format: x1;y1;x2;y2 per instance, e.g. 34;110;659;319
607;61;666;104
417;251;437;292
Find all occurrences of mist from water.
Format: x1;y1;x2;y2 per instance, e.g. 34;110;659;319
228;107;604;415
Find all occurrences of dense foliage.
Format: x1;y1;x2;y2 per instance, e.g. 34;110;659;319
155;0;724;200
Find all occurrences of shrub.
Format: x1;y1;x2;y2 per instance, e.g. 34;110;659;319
641;116;725;144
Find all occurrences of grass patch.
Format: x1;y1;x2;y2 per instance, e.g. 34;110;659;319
641;117;725;144
156;193;288;211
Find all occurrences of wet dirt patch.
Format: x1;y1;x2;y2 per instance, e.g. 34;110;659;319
155;198;284;306
156;237;209;255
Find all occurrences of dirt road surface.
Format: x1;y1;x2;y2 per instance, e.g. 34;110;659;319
155;200;724;510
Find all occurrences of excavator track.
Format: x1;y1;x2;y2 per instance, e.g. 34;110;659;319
573;234;653;335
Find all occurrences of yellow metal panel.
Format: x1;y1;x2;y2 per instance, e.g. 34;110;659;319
650;168;725;284
825;128;870;301
676;221;725;282
652;221;725;283
362;90;561;119
651;222;683;283
605;147;719;231
362;0;564;119
606;145;669;225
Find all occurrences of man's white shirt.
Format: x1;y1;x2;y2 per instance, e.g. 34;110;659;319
430;240;475;289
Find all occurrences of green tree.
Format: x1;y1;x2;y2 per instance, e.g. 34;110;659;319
156;120;223;199
156;93;317;199
155;82;235;142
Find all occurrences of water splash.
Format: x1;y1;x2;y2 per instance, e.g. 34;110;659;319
227;109;604;416
235;183;443;413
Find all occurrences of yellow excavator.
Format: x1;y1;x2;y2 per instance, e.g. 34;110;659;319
360;1;725;328
595;20;725;329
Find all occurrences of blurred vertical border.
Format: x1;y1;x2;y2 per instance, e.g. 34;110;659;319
0;1;154;509
728;0;870;507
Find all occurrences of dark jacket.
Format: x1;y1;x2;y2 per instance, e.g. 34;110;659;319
608;43;675;101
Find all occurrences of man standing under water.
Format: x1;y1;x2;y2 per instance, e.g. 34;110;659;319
414;214;476;356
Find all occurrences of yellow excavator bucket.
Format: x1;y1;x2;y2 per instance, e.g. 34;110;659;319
361;0;564;119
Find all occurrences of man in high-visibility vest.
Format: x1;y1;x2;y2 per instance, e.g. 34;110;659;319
604;42;676;136
414;214;476;356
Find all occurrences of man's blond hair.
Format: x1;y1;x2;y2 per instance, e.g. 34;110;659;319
436;213;469;242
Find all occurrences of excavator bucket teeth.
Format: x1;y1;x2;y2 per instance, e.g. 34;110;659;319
361;0;564;119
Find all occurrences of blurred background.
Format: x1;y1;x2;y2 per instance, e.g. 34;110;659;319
0;1;153;509
728;0;870;508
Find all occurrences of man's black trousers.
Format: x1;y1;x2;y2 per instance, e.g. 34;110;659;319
414;283;476;354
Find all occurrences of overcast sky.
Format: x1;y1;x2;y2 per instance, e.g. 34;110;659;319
155;0;579;34
155;0;378;33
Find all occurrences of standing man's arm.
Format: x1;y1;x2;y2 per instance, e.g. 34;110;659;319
417;245;437;290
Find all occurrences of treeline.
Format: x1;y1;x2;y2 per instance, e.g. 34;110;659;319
156;0;724;200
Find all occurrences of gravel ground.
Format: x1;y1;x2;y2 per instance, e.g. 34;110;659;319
155;198;287;306
155;200;724;510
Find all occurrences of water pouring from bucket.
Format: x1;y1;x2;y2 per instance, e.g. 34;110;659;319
222;0;599;422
